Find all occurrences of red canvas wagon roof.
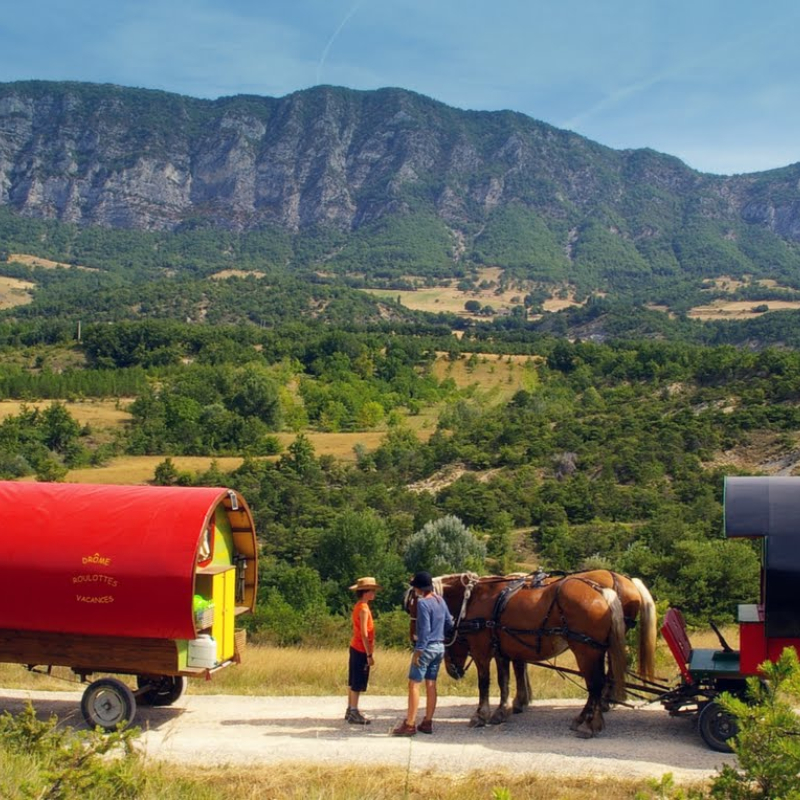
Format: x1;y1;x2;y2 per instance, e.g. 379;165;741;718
0;482;255;640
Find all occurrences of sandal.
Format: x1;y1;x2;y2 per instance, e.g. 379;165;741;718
391;720;417;736
417;719;433;734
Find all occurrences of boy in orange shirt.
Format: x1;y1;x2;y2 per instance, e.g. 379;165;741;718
346;576;381;724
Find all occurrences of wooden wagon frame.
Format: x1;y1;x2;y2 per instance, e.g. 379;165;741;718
0;481;258;730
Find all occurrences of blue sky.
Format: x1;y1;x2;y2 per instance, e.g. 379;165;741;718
2;0;797;175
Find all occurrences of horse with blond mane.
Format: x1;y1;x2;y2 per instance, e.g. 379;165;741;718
407;570;656;736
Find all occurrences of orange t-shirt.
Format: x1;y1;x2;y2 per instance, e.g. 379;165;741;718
350;600;375;653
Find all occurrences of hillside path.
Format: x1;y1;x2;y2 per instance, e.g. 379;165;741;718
0;689;734;783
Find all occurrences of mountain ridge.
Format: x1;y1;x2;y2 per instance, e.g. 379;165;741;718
1;80;800;300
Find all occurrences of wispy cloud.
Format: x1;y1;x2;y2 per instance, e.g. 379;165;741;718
561;12;796;133
316;1;366;85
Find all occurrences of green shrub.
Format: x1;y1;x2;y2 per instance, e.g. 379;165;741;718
710;648;800;799
0;702;143;799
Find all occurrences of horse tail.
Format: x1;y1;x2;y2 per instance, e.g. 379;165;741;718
602;587;627;703
632;577;657;681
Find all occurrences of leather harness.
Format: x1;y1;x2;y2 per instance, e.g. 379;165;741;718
456;573;613;656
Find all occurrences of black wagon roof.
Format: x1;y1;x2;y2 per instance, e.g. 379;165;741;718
724;476;800;638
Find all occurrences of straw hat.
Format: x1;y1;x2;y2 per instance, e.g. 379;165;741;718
349;576;382;592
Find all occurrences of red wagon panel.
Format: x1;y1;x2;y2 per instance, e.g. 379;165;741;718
0;482;249;641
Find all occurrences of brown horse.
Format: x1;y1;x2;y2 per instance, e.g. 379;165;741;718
435;570;656;726
408;571;630;736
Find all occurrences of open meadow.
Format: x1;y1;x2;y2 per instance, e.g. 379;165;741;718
363;269;586;319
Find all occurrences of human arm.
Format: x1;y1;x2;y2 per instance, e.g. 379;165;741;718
415;598;432;652
359;604;375;664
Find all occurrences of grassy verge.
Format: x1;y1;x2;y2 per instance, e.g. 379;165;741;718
0;625;721;698
0;753;688;800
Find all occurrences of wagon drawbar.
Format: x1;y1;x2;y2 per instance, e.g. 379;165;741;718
0;481;258;730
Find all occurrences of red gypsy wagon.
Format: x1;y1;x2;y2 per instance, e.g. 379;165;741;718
0;481;258;730
656;475;800;751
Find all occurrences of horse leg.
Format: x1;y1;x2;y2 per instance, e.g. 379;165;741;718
600;651;614;712
490;655;514;724
468;656;494;728
512;659;531;713
569;649;607;738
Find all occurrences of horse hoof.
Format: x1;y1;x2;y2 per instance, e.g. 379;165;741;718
573;727;594;739
512;705;524;715
489;709;509;725
469;717;486;728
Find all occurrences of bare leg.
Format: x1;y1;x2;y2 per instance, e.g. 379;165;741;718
348;688;360;710
406;679;421;726
422;678;437;722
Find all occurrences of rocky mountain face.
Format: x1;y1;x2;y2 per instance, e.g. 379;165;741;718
0;80;799;244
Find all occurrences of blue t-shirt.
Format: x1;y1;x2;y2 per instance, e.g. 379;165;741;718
415;594;454;651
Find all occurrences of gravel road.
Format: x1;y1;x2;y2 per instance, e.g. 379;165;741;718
0;688;734;784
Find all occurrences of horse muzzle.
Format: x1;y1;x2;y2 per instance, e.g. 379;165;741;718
446;661;466;680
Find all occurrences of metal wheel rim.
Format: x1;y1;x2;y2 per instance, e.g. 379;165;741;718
89;687;127;726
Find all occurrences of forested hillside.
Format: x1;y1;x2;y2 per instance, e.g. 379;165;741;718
3;320;789;637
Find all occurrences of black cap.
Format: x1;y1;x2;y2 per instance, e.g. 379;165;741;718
410;571;433;589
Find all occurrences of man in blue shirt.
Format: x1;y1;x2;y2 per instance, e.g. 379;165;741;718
392;571;454;736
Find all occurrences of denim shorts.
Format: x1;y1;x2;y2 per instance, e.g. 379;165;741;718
408;642;445;682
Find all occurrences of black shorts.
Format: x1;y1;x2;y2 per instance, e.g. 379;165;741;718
348;646;370;692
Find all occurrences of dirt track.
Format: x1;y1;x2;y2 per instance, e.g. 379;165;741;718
0;689;734;783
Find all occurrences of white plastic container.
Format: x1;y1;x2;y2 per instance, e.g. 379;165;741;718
188;634;217;668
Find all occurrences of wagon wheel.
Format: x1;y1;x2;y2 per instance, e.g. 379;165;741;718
136;675;188;706
698;700;738;753
81;678;137;731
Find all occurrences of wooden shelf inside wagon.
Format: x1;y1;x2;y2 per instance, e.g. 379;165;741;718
196;564;236;575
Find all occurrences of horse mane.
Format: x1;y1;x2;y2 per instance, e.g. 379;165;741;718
432;572;480;594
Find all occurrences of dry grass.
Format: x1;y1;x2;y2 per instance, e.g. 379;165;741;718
1;623;734;699
0;398;132;427
63;456;246;484
363;271;585;319
166;762;664;799
688;299;800;319
701;274;793;293
432;353;539;400
8;253;96;271
208;269;267;280
0;276;35;309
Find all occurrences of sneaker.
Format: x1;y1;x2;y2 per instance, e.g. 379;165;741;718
417;719;433;734
346;709;370;725
391;720;417;736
